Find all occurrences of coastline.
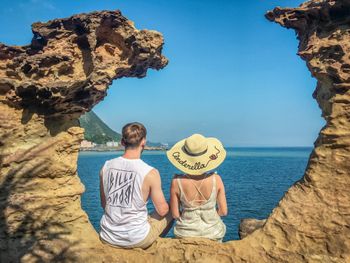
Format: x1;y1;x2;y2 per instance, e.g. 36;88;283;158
78;147;312;159
80;145;167;152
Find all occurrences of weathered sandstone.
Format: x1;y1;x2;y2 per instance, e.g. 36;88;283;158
238;219;266;239
0;1;350;262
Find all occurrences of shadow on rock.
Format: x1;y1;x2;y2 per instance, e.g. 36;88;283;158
0;140;79;262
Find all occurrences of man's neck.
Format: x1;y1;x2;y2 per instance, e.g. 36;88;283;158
122;147;142;160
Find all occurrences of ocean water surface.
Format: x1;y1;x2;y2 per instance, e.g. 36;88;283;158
78;147;312;241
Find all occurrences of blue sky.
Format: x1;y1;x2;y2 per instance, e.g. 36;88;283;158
0;0;324;146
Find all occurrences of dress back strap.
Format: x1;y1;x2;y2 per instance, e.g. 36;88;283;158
212;173;216;190
177;174;216;206
177;177;184;195
211;173;217;198
184;173;211;205
177;177;191;204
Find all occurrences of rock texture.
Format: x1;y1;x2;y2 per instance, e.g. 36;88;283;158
238;219;266;239
262;1;350;261
0;10;168;262
1;1;350;262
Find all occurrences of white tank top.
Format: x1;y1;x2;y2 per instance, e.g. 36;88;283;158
99;156;154;246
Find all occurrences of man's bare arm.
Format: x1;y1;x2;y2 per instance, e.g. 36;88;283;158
99;169;106;210
147;169;169;216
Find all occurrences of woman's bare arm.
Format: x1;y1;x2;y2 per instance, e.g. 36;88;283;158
216;174;228;216
99;169;106;210
170;178;180;219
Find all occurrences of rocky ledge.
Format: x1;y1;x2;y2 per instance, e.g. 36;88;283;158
0;1;349;262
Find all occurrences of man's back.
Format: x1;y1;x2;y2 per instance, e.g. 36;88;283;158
99;156;153;246
99;122;172;249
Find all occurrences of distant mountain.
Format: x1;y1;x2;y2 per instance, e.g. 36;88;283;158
79;111;121;144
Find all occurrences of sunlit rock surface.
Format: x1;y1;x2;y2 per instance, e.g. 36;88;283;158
1;1;350;262
0;10;168;262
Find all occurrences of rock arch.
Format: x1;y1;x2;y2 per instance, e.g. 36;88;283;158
0;1;349;262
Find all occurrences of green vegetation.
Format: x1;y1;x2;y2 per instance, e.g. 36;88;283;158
79;111;121;144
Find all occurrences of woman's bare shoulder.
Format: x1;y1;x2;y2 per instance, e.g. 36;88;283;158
171;174;183;192
213;173;224;184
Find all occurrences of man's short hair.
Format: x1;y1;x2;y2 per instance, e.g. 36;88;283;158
121;122;147;148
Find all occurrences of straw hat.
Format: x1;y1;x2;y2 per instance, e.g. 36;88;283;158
166;134;226;175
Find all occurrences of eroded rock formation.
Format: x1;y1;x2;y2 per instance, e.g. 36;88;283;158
0;10;168;262
1;1;350;262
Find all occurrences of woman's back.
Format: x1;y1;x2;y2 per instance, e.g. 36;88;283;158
166;133;228;241
177;173;214;207
171;173;227;241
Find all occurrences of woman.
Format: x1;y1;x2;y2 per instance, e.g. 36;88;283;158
167;133;227;241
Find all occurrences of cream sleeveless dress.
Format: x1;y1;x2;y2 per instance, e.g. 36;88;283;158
174;174;226;241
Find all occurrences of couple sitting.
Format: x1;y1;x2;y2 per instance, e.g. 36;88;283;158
99;122;227;249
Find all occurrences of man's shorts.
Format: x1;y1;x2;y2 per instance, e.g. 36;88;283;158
100;211;173;249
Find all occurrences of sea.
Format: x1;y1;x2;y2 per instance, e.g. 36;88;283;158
77;147;312;241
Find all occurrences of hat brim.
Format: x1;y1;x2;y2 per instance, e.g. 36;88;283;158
166;137;226;175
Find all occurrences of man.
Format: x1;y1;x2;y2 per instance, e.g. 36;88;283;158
99;122;173;249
